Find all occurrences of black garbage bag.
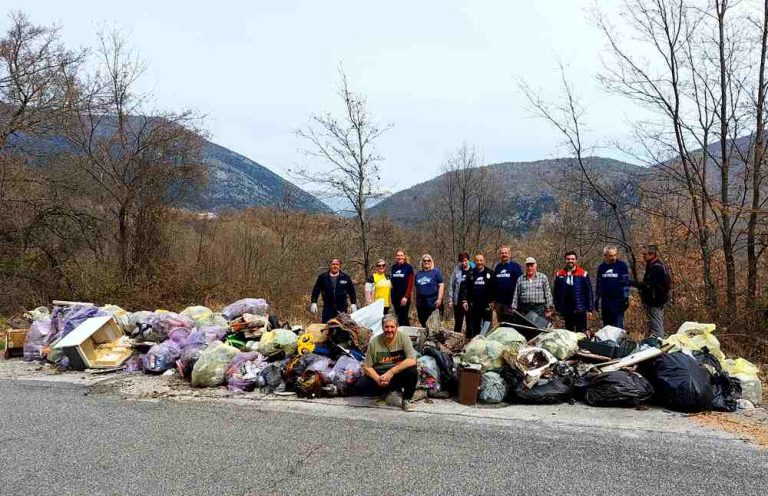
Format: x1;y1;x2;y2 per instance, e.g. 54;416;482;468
502;362;574;405
710;372;741;412
648;353;713;413
693;347;722;374
260;360;287;390
422;345;457;394
575;371;654;407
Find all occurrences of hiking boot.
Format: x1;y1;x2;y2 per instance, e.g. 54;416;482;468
384;391;403;407
402;399;415;412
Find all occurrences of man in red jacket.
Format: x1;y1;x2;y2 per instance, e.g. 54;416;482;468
553;251;593;332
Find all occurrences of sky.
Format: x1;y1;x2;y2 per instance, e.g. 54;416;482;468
6;1;638;195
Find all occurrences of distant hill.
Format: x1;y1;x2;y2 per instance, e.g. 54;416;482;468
369;157;640;233
5;117;331;214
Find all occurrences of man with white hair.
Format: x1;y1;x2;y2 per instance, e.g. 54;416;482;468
595;245;631;329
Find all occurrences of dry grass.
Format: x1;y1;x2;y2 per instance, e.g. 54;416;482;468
691;411;768;448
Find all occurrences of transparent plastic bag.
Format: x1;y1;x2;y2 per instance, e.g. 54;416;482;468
259;329;298;356
532;329;583;360
486;326;527;351
461;337;506;371
23;319;53;362
191;341;239;387
226;352;268;392
722;358;762;406
417;355;441;391
143;340;182;374
663;322;724;361
479;371;507;404
100;305;131;334
221;298;269;320
330;356;363;395
180;306;214;326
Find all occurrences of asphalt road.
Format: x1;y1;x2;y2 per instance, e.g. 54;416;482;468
1;380;766;495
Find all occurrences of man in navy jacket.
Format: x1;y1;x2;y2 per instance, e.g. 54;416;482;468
553;251;593;332
310;258;358;323
460;254;496;339
494;245;523;324
595;245;631;329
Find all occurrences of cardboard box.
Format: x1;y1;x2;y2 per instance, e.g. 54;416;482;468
53;316;132;370
4;329;29;359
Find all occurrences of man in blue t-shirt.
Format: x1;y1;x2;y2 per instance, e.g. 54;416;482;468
595;245;631;329
493;245;523;324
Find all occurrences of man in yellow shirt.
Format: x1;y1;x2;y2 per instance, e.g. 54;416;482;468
365;259;392;315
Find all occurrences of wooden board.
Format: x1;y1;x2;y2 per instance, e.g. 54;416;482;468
4;329;28;359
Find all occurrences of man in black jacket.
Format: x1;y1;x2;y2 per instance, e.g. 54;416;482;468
310;258;358;323
460;254;496;339
631;245;670;338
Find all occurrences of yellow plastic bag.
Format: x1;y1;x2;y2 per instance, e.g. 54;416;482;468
722;357;762;406
663;322;724;361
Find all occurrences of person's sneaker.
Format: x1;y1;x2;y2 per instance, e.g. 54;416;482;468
384;391;403;407
402;399;415;412
321;384;338;397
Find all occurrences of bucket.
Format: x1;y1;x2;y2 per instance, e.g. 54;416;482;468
458;367;482;405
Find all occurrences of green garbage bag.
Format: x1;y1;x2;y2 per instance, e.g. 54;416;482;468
191;341;239;387
259;329;298;357
532;329;584;360
461;337;506;371
180;305;214;327
486;326;527;353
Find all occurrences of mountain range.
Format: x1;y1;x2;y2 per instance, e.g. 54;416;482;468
369;157;640;233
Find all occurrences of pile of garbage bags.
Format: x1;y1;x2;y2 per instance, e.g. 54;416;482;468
11;301;764;414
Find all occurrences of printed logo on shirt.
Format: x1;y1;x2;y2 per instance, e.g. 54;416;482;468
339;280;348;284
497;269;510;278
602;269;619;278
417;276;432;285
393;269;404;278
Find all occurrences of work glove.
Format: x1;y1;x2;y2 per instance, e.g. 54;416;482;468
310;303;318;314
349;304;358;313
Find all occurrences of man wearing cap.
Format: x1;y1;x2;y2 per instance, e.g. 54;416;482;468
310;258;358;323
511;257;553;319
365;259;392;316
494;246;523;324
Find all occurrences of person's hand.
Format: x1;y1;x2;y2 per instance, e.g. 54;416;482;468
400;297;408;306
587;312;594;321
380;370;393;386
349;304;358;313
544;308;553;318
462;301;468;311
436;299;443;309
310;303;318;315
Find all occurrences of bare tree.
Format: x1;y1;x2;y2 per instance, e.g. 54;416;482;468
0;11;85;150
62;30;206;283
519;65;642;278
421;143;505;260
293;67;392;278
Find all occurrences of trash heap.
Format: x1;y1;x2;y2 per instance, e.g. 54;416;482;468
3;301;763;413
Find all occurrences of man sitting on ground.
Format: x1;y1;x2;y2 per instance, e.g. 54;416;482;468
356;315;418;412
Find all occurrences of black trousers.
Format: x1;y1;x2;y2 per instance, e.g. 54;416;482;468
453;304;470;335
469;304;492;339
417;305;435;327
392;296;411;326
355;365;418;400
563;311;588;332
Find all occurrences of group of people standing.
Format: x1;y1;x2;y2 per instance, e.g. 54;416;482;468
310;244;671;339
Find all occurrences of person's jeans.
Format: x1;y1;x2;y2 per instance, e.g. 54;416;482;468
355;365;418;400
453;303;470;335
563;311;588;333
417;305;436;327
469;304;492;339
601;300;625;329
392;296;411;326
645;305;665;338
